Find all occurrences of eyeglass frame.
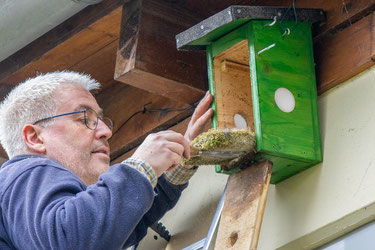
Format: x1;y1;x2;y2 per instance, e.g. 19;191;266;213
32;108;113;131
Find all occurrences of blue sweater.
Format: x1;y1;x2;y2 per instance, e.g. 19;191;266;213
0;155;186;249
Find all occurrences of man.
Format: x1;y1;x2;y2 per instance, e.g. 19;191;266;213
0;71;213;249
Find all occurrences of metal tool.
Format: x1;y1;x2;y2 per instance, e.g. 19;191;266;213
182;185;227;250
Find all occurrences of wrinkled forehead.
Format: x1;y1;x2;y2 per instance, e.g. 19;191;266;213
53;83;101;114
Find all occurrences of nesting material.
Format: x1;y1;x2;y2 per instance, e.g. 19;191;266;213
184;129;257;169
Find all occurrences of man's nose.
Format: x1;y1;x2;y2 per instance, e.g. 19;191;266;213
96;119;113;140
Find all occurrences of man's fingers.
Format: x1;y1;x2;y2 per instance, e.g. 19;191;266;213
188;107;214;140
154;130;190;159
165;141;185;158
191;91;212;124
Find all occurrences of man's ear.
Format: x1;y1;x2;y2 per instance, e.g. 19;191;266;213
22;124;46;154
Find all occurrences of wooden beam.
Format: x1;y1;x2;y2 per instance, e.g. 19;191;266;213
114;0;207;104
166;0;375;39
0;0;125;83
96;82;195;160
315;13;375;94
296;0;375;39
215;161;272;250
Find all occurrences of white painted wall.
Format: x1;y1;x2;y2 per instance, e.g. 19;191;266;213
140;66;375;249
0;0;88;62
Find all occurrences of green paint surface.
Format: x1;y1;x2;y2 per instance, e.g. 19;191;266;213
206;20;322;183
248;21;322;164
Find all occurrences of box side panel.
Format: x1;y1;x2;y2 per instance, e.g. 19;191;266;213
248;20;322;162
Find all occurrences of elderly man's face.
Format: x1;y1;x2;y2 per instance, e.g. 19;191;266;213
40;83;112;185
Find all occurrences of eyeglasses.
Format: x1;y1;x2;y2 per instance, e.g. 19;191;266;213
33;108;113;131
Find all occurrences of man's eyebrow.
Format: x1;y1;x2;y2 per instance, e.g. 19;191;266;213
75;105;103;116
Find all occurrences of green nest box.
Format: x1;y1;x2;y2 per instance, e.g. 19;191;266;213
176;6;325;184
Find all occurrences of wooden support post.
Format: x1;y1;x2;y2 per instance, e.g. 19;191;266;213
215;161;272;250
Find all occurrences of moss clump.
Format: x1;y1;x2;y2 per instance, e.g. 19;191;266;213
191;128;256;152
184;129;256;166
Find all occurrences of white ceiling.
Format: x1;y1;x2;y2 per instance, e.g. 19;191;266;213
0;0;91;63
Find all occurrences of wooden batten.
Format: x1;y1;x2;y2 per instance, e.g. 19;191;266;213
215;161;272;250
114;0;207;104
316;12;375;94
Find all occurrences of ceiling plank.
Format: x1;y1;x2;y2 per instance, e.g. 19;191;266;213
70;39;119;90
315;12;375;94
96;82;196;160
114;0;207;104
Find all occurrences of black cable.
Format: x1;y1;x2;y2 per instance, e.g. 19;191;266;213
279;0;298;34
110;101;198;138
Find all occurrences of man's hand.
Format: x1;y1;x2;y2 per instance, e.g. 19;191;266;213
185;91;214;143
132;130;190;177
132;91;213;175
184;91;214;168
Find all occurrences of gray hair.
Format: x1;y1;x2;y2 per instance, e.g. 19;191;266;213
0;71;100;158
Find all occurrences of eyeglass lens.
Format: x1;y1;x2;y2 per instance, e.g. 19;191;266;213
84;108;113;131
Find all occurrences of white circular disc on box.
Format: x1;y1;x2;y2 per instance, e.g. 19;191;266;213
274;87;295;113
234;113;247;129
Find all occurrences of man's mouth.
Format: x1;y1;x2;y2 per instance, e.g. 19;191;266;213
92;147;110;157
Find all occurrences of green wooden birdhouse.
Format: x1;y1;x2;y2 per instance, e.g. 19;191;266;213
176;6;325;184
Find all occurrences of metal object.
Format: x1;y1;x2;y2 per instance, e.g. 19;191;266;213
176;6;325;51
182;186;227;250
202;186;226;250
150;221;171;242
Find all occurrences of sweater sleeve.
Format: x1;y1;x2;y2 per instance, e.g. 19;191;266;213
1;162;155;250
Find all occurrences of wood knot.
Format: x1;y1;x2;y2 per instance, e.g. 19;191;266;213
227;231;238;247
